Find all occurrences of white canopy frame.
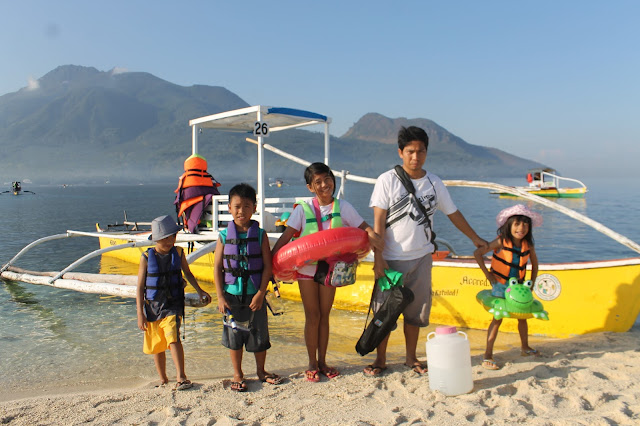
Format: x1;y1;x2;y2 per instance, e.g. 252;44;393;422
189;106;332;228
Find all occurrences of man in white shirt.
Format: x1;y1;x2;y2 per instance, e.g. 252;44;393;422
364;126;487;376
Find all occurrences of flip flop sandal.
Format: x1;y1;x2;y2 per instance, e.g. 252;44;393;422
363;365;387;377
407;362;428;374
305;369;320;382
482;359;500;370
175;380;193;390
521;349;539;356
230;380;247;392
320;367;340;379
260;373;283;385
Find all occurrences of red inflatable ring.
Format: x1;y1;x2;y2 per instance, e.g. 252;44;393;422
273;227;371;282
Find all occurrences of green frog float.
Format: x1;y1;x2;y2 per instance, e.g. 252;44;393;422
476;277;549;321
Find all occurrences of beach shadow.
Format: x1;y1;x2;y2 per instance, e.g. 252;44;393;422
435;294;470;328
604;270;640;332
469;330;635;391
472;361;581;391
577;269;640;335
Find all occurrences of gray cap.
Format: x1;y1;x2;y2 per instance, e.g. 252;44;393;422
149;215;181;241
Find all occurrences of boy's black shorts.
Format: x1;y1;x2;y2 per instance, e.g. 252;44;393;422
222;292;271;352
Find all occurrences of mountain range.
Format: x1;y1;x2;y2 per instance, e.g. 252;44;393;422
0;65;544;184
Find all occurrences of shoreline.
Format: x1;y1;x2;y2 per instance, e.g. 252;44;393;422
3;328;639;425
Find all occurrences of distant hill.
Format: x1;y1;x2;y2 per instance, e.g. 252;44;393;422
340;113;541;177
0;65;544;184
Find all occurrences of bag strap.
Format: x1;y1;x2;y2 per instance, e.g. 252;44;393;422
362;281;378;332
393;165;438;251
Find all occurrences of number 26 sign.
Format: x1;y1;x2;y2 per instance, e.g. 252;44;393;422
254;121;269;137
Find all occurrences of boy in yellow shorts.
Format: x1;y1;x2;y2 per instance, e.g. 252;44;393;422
136;215;210;390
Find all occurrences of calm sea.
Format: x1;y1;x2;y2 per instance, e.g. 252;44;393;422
1;176;639;400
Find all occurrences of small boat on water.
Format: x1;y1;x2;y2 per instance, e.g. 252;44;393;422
2;106;639;338
1;181;36;196
493;168;587;198
269;178;288;188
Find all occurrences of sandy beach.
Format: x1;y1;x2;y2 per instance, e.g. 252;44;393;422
2;327;639;425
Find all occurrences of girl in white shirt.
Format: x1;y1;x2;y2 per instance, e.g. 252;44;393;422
272;162;382;382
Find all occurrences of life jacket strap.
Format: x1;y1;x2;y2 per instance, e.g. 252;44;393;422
491;268;524;284
490;267;524;284
502;246;530;257
492;254;527;271
223;267;263;276
305;212;340;224
184;170;213;178
226;237;259;244
147;270;182;278
223;253;261;262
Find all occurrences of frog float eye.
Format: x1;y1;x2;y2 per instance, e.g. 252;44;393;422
523;280;533;289
508;277;519;286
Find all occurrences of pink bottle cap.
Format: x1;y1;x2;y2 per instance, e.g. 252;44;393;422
435;326;457;335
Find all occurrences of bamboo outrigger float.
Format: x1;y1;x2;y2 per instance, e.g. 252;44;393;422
2;106;640;337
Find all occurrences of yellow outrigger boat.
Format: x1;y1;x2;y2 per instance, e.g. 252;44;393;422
2;106;639;338
93;194;640;338
493;168;588;199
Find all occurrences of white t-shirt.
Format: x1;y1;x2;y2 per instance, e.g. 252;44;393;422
286;198;365;277
369;169;457;260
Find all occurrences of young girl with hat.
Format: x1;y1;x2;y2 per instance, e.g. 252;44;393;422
473;204;543;370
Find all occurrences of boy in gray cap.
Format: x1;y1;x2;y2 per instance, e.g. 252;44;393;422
136;215;210;390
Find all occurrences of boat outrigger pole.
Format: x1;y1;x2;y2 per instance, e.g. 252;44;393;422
1;233;73;273
244;135;640;256
443;180;640;255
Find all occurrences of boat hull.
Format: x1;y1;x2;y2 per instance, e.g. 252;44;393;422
99;235;640;338
497;187;587;198
98;234;216;281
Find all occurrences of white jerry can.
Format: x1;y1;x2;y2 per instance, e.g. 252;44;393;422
426;326;474;396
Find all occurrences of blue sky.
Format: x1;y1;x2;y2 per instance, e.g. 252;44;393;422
1;1;638;177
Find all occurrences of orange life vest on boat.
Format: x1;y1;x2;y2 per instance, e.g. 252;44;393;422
490;239;530;284
174;154;221;233
174;155;221;217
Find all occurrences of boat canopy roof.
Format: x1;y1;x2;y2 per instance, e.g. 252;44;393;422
189;105;331;133
528;167;557;174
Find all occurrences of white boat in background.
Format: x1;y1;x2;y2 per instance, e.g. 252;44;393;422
494;167;588;198
2;105;640;337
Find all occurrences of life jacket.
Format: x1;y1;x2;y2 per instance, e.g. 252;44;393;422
174;154;221;233
490;239;530;284
294;198;342;239
223;220;263;299
144;246;184;303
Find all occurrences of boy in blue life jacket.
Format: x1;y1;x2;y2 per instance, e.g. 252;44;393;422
213;183;282;392
136;215;210;390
